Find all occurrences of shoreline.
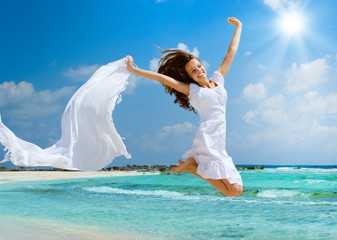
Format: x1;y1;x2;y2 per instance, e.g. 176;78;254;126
1;165;334;183
0;170;161;183
0;215;164;240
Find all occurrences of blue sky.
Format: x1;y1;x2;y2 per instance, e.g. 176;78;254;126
1;0;337;167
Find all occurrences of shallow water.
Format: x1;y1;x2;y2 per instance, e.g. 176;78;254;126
0;167;336;239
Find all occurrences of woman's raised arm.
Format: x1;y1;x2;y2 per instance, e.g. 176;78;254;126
217;17;242;79
127;56;190;95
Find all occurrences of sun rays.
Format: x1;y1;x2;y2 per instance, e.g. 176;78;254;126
257;5;313;68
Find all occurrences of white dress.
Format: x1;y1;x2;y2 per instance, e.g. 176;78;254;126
0;58;131;171
182;71;243;186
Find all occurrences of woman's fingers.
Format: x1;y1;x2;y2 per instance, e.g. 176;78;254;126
227;17;241;26
126;55;134;72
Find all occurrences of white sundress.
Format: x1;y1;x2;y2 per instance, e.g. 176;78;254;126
182;71;243;186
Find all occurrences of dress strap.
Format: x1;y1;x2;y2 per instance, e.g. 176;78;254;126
211;71;225;86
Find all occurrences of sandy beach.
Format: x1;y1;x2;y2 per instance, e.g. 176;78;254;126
0;215;165;240
0;170;164;240
0;170;161;183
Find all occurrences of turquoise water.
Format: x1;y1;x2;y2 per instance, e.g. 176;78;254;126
0;167;336;239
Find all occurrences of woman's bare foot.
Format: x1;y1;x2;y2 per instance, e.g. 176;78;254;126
171;158;198;174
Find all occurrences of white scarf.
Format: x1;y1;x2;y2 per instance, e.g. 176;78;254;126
0;57;131;171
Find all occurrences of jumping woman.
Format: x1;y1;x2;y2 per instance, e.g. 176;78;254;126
127;17;243;197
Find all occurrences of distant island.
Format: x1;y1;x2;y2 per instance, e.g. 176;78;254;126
0;165;264;172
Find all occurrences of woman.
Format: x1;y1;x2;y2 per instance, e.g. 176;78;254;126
127;17;243;197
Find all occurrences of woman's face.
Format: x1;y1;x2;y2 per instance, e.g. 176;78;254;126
185;58;207;84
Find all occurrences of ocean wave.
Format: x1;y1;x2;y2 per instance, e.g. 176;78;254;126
83;185;337;207
263;167;337;173
299;168;337;173
293;179;336;186
257;189;311;199
83;186;203;201
275;167;297;170
229;198;337;207
254;188;337;200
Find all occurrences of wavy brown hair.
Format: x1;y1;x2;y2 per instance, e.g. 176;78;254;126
158;49;199;113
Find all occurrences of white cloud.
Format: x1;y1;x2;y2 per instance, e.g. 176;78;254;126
63;64;99;82
264;0;288;10
177;43;200;58
0;81;75;144
159;122;196;137
284;58;330;93
259;94;285;109
241;56;337;154
257;64;266;70
136;122;196;152
243;83;268;101
242;110;257;124
261;76;275;83
263;0;298;11
245;51;253;56
149;58;159;72
292;91;337;118
0;81;75;118
241;113;337;154
201;60;210;70
243;94;287;125
0;81;34;107
243;86;336;127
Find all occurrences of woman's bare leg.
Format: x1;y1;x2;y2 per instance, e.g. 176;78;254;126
171;158;243;197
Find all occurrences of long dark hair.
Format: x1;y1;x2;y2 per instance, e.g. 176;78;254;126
158;49;198;113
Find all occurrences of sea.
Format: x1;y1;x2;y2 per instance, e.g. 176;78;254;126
0;166;336;240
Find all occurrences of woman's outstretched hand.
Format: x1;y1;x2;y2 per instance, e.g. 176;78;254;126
126;55;135;72
227;17;242;27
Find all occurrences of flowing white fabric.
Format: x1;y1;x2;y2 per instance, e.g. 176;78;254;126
0;57;131;171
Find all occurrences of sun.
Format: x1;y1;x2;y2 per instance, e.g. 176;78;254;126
278;11;306;37
267;7;312;67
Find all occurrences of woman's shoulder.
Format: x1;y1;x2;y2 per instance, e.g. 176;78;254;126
189;82;200;91
211;71;225;86
188;83;200;98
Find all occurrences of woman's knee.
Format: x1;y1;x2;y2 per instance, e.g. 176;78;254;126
219;179;243;197
227;184;243;197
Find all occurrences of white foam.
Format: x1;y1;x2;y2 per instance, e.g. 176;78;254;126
300;168;337;172
83;186;337;206
257;189;311;199
275;167;297;170
233;198;337;206
307;179;329;184
263;167;337;174
83;186;203;201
